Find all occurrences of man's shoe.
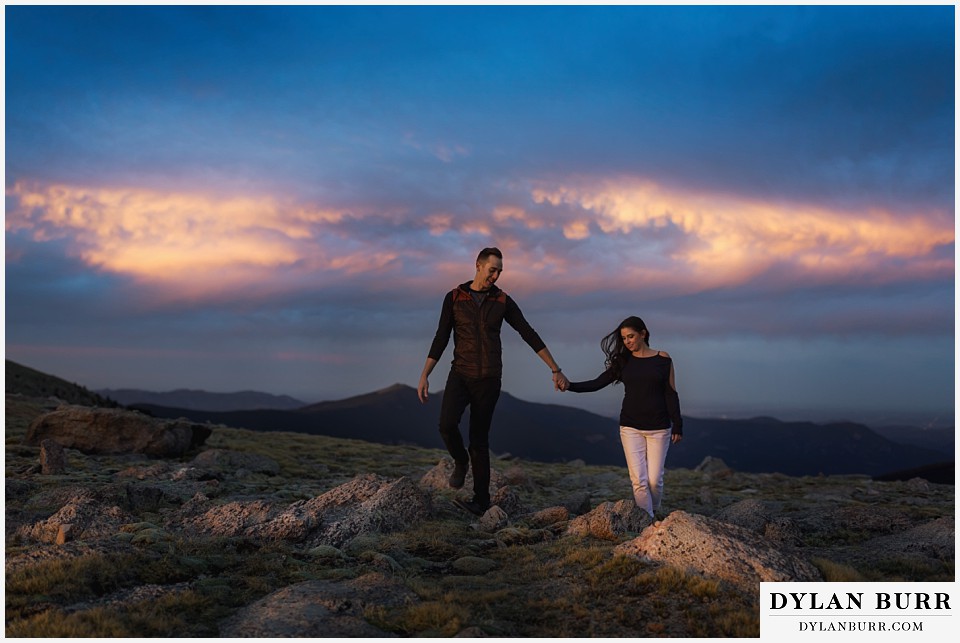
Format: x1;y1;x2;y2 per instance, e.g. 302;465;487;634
452;497;490;517
448;460;468;489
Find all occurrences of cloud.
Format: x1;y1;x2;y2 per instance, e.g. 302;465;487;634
7;172;952;315
527;177;953;289
5;181;402;300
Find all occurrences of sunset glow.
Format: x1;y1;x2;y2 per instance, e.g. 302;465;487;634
5;5;952;420
7;178;950;300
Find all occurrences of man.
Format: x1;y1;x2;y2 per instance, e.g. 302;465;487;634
418;247;569;516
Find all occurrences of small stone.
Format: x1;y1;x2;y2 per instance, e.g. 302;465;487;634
478;506;509;532
307;545;347;560
527;506;569;528
40;439;67;475
452;556;497;575
131;528;170;545
56;523;74;545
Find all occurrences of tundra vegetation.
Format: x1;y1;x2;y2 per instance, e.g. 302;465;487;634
5;392;954;638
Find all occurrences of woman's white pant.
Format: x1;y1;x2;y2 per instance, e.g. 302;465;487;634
619;426;672;517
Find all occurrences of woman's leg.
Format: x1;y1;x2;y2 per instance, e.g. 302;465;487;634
619;426;653;516
644;429;673;512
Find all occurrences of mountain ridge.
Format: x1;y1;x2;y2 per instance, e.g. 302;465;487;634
131;383;951;478
7;362;952;479
96;386;306;411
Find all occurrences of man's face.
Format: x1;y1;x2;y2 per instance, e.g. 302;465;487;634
475;256;503;290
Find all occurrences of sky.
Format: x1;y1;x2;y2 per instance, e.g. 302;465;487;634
3;4;955;427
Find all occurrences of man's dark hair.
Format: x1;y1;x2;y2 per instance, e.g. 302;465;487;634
477;247;503;262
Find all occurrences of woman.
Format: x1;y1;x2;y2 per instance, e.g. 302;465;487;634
562;316;683;519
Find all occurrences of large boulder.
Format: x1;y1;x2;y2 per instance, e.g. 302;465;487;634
15;491;133;544
565;500;651;541
714;498;772;534
807;516;955;571
309;476;432;548
175;474;431;548
25;405;211;457
190;449;281;477
715;499;802;547
219;573;417;637
863;517;954;560
613;510;822;591
695;456;732;478
419;457;506;493
179;499;281;539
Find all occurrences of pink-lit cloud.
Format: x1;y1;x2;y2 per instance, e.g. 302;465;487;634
5;181;401;300
528;178;953;287
6;175;953;308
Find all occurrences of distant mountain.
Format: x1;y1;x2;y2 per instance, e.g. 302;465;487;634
132;383;951;478
669;416;950;478
6;360;118;408
9;360;949;479
133;384;626;463
870;425;955;458
97;388;307;412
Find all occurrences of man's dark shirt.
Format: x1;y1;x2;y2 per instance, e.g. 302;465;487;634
428;281;546;379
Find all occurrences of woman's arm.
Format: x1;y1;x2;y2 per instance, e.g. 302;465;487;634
664;359;683;440
566;366;617;393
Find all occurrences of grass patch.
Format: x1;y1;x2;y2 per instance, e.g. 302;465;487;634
864;557;954;582
6;590;222;638
812;557;866;582
386;600;471;636
5;537;334;636
6;553;143;613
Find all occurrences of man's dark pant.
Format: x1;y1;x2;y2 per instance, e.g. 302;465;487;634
438;370;502;506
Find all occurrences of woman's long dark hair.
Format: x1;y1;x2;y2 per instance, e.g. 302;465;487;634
601;316;649;383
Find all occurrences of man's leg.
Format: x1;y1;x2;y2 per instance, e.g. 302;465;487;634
438;371;472;487
465;377;501;508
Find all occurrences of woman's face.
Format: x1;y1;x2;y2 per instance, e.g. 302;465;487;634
620;326;646;352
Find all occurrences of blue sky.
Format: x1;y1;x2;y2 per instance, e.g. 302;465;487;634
4;4;955;426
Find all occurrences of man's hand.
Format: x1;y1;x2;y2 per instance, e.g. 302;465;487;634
553;371;569;391
417;358;438;404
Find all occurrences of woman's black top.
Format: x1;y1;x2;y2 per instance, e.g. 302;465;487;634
568;353;683;435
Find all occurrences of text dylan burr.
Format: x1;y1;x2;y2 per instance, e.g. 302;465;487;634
770;592;951;611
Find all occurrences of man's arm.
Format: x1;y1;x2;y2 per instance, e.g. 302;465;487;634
503;296;568;391
418;357;439;403
536;346;570;391
419;292;454;404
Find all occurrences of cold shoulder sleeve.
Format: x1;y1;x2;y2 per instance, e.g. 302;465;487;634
665;385;683;435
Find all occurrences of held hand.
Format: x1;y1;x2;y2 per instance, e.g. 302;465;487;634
417;377;430;404
553;371;569;392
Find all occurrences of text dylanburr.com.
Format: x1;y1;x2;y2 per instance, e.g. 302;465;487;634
760;582;955;639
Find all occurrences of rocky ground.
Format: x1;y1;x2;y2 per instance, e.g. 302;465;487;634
5;394;955;637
